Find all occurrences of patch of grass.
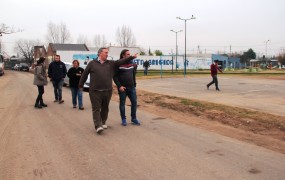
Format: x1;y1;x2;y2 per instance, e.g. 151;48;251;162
180;99;190;105
139;90;285;132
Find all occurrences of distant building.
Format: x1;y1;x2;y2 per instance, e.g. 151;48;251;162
34;45;47;61
46;43;89;63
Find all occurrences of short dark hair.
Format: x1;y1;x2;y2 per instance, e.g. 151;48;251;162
55;54;60;58
214;60;219;63
97;47;107;56
120;49;129;59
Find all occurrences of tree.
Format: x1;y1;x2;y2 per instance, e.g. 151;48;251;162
1;24;22;52
46;22;71;44
148;47;153;56
93;34;107;47
240;48;256;64
14;39;41;64
0;23;22;36
154;50;163;56
116;25;136;47
77;34;90;45
277;54;285;65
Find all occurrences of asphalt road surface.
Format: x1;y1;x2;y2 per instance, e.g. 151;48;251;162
137;75;285;116
0;71;285;180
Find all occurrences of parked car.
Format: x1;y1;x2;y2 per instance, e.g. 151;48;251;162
0;54;4;76
19;63;29;71
14;64;20;71
63;62;90;90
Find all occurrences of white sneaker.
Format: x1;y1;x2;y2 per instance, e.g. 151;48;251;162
96;127;104;134
102;124;108;129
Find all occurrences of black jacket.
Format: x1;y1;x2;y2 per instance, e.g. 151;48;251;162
67;67;84;88
113;63;137;88
48;61;67;81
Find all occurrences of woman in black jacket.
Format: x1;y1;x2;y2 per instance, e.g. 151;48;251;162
67;60;84;110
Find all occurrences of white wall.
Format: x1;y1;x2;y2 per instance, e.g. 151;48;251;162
56;51;211;70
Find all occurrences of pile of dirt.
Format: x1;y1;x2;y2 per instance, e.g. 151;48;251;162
112;88;285;154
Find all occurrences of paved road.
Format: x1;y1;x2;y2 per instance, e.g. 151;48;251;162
0;71;285;180
137;75;285;116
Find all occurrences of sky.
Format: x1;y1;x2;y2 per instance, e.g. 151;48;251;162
1;0;285;57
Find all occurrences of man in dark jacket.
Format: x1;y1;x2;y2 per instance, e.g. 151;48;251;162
113;49;140;126
48;55;67;103
207;60;223;91
79;47;137;134
143;60;150;75
67;60;84;110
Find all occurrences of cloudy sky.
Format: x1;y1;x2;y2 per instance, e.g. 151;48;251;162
1;0;285;57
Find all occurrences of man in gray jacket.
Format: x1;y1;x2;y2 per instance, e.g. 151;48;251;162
79;47;137;134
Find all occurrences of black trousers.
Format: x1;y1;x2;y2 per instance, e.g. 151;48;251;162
36;86;44;104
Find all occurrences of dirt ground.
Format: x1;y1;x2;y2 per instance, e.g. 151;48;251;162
112;88;285;154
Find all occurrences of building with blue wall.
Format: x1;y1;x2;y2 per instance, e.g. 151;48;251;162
211;54;241;69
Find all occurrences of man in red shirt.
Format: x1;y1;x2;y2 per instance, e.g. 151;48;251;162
207;60;223;91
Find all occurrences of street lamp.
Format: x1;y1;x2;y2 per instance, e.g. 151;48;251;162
177;15;196;77
170;29;183;71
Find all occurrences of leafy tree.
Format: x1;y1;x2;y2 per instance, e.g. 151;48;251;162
148;48;153;56
240;48;256;64
154;50;163;56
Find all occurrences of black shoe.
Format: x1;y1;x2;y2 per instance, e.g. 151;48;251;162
59;100;64;104
41;103;48;107
216;88;220;91
79;107;84;110
206;85;209;90
35;104;42;109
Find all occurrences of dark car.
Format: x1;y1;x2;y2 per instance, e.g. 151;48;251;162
19;63;29;71
0;54;4;76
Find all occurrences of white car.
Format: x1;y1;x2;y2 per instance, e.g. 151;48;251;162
63;62;90;89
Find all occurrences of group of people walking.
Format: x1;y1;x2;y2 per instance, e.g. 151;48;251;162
33;48;140;134
33;47;223;134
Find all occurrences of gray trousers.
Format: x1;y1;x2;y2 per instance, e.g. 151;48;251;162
89;90;112;129
207;75;219;89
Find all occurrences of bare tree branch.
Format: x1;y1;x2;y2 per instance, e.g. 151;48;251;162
14;39;41;64
116;25;136;47
46;22;71;44
0;23;23;36
77;34;90;45
93;34;107;47
59;22;71;43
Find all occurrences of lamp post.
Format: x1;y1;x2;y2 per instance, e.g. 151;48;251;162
177;15;196;77
170;29;183;71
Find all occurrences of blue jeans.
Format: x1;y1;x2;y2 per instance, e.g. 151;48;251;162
118;87;137;120
70;87;83;108
52;79;64;101
144;67;148;75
